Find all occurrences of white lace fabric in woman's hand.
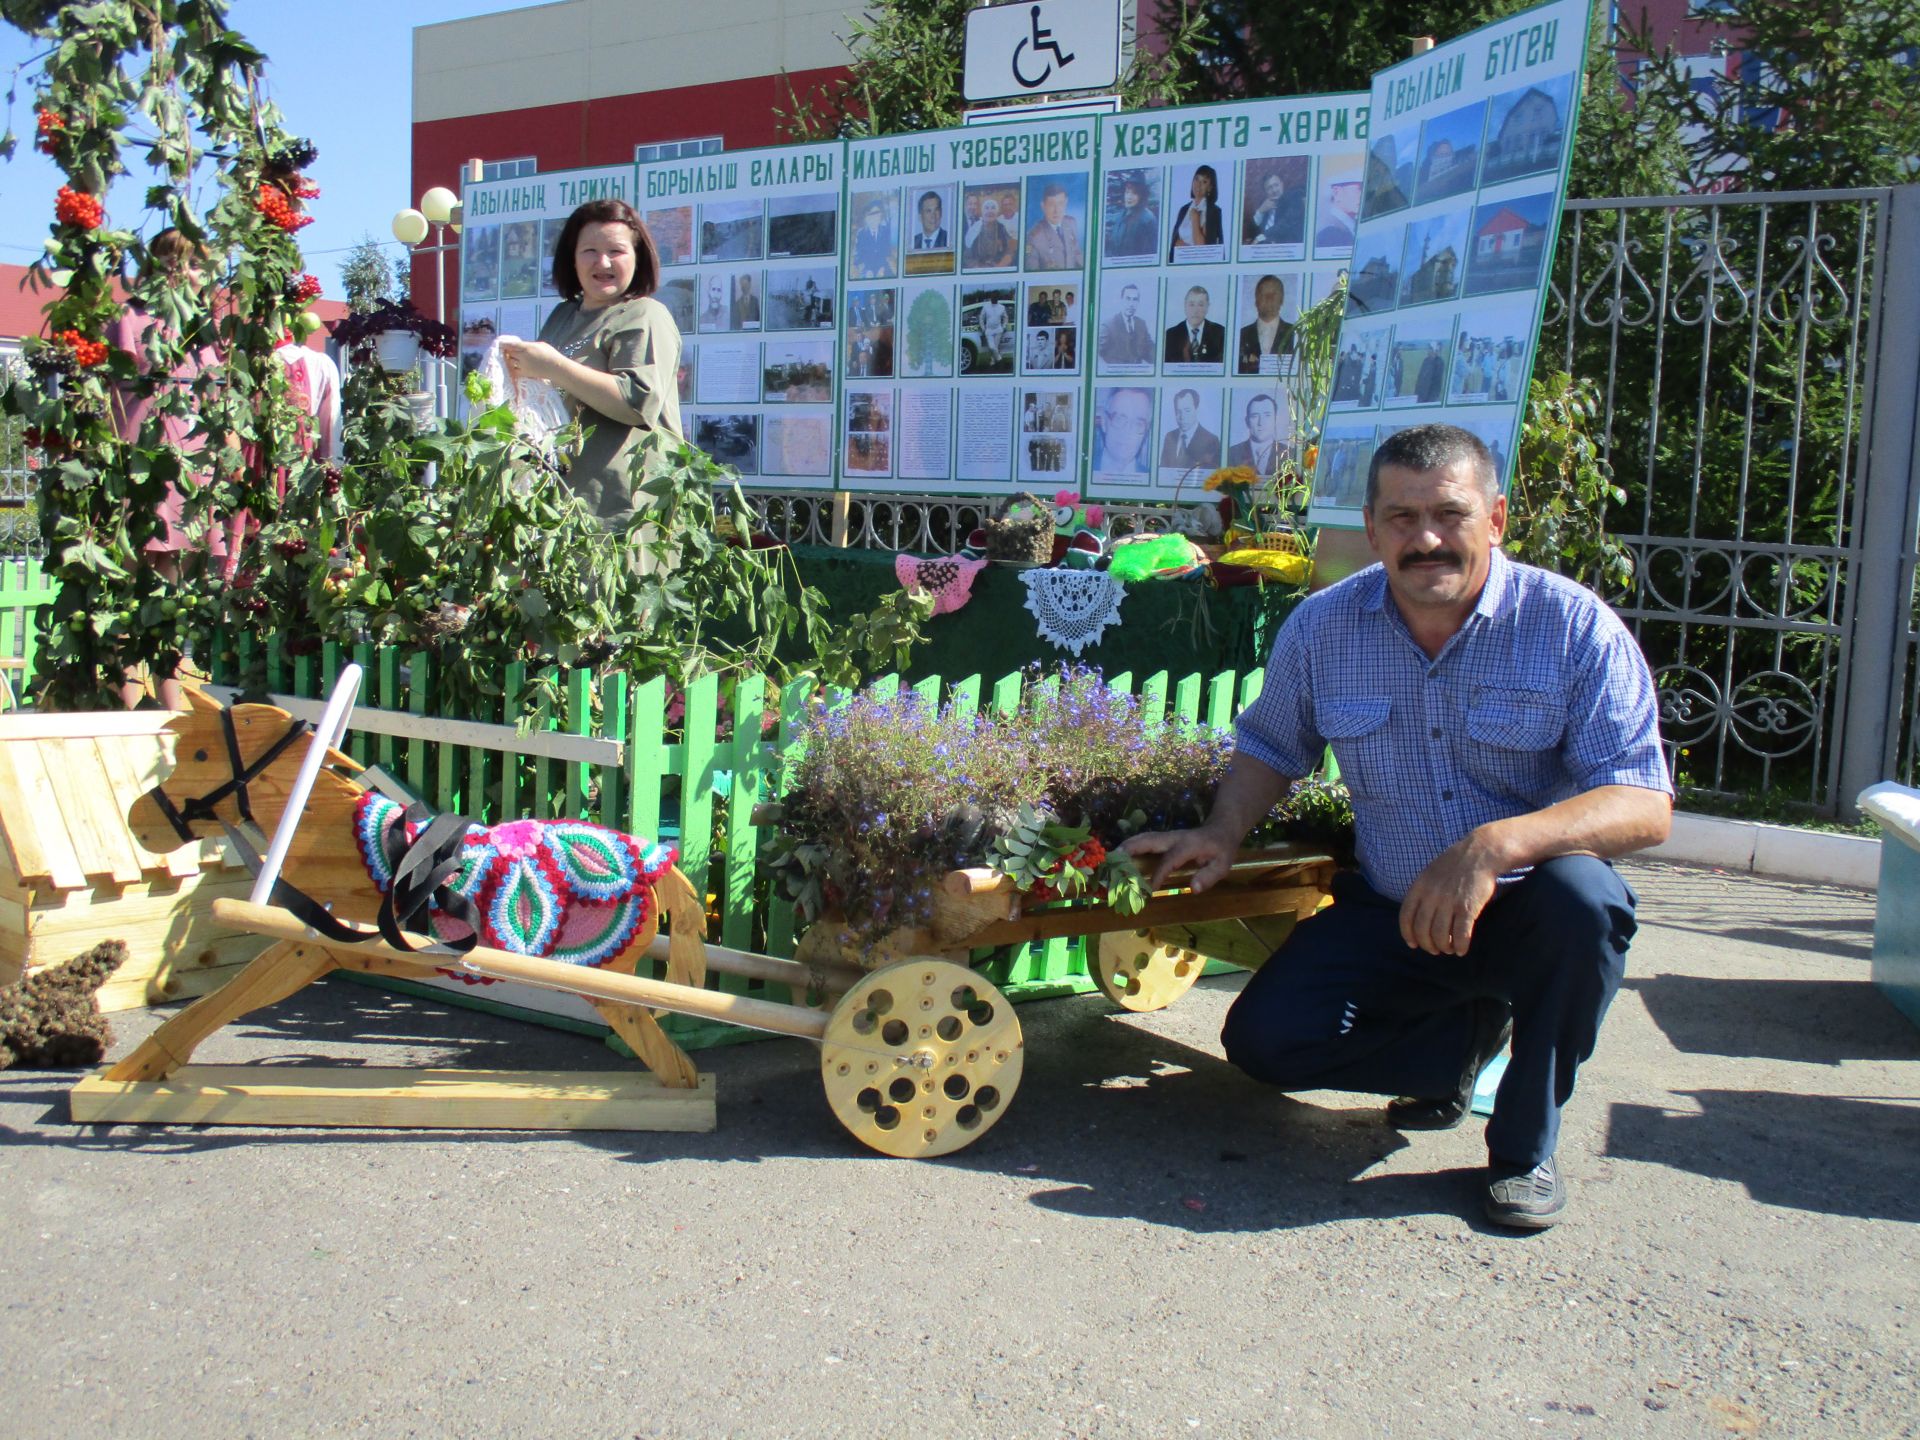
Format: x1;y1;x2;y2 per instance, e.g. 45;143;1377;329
478;335;572;445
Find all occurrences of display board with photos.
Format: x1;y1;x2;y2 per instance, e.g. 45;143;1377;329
457;164;638;386
1085;95;1370;504
1309;0;1593;527
839;117;1099;495
629;142;843;487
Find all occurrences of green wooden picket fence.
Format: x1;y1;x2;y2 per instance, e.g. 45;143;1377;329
0;563;1272;1051
0;557;56;712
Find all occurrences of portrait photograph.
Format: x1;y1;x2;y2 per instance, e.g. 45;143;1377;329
764;414;833;478
960;180;1022;272
1362;122;1418;219
1327;319;1393;410
1482;73;1574;185
765;266;836;330
1415;100;1488;207
725;268;763;331
1024;282;1081;328
1024;325;1078;375
1021;172;1089;273
1225;389;1295;480
762;338;834;403
458;310;496;379
845;286;897;379
694;412;761;476
767;193;838;258
1233;270;1302;377
1465;190;1556;297
1453;413;1516;486
1094;272;1158;374
1090;385;1155;480
1345;221;1406;317
848;188;901;281
959;284;1017;376
1398;209;1471;307
1162;277;1228;372
1020;389;1077;437
643;206;695;267
696;273;730;334
700;199;764;264
1241;155;1311;258
903;184;958;277
540;218;568;297
1313;152;1364;257
461;225;501;302
675;342;694;404
1167;161;1229;263
1101;167;1162;265
1385;312;1458;408
1155;383;1225;484
899;282;956;379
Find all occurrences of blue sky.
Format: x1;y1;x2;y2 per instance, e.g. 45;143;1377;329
0;1;528;300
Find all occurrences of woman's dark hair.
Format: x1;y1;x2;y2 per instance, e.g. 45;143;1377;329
144;227;210;278
1193;164;1218;200
551;199;660;302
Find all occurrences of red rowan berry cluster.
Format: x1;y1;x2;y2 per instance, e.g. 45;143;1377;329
319;463;343;496
292;177;321;200
54;185;103;230
253;183;313;232
35;108;65;153
53;329;109;367
286;273;323;304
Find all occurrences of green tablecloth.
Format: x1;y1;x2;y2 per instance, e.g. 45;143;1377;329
790;545;1297;683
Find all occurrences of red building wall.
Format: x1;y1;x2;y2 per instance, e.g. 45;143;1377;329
408;64;847;313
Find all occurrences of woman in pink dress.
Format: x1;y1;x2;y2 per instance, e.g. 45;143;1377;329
106;228;218;708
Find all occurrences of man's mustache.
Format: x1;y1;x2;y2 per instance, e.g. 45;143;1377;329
1399;549;1462;569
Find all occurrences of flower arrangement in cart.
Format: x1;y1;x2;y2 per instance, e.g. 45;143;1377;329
765;665;1350;947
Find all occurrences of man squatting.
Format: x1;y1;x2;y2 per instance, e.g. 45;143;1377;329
1125;422;1672;1229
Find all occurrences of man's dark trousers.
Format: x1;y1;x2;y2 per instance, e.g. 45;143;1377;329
1220;856;1636;1169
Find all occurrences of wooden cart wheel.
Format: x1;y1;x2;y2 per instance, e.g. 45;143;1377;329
820;959;1023;1159
1092;929;1207;1013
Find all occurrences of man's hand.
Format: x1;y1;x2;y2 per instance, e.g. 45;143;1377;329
1120;825;1237;894
1398;832;1502;955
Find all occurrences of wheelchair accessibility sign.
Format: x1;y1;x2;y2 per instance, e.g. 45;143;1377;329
963;0;1125;103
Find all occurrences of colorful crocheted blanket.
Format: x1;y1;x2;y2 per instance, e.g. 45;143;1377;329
352;792;676;971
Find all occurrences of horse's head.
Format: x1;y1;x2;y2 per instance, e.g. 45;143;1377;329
128;690;367;863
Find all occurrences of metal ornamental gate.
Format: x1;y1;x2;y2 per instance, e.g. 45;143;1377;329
1547;185;1920;815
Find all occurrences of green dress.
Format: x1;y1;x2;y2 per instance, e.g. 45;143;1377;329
536;295;684;527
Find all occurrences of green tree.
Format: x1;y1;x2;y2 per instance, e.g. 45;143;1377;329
780;0;1212;140
339;233;397;313
1626;0;1920;193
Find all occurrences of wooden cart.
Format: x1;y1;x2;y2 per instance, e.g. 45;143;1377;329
72;687;1333;1158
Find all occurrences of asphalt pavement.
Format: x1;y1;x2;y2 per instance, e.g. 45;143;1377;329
2;859;1916;1439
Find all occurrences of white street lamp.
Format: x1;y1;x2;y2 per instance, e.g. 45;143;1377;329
391;187;467;415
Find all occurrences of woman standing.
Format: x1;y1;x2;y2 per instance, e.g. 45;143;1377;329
501;200;682;528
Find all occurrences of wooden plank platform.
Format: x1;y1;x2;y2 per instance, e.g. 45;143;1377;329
70;1066;717;1131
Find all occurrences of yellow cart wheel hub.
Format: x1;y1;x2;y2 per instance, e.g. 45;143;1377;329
820;959;1024;1158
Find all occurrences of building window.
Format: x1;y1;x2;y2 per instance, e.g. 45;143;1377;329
480;156;537;181
635;137;723;163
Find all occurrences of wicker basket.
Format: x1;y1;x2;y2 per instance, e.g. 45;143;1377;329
981;492;1055;565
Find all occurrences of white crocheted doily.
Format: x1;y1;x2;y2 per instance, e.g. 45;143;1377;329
1018;567;1126;657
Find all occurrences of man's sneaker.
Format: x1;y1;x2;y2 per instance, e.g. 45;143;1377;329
1386;999;1513;1131
1484;1154;1566;1229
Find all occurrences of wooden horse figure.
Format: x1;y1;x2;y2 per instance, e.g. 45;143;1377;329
101;691;713;1101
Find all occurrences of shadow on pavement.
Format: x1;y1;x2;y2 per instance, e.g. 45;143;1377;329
1625;974;1920;1065
1604;1090;1920;1223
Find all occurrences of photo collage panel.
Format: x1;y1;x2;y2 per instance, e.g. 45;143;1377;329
643;143;841;487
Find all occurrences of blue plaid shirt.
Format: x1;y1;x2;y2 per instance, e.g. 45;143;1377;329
1236;549;1672;901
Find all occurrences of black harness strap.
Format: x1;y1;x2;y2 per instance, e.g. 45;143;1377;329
147;707;483;958
145;710;314;846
